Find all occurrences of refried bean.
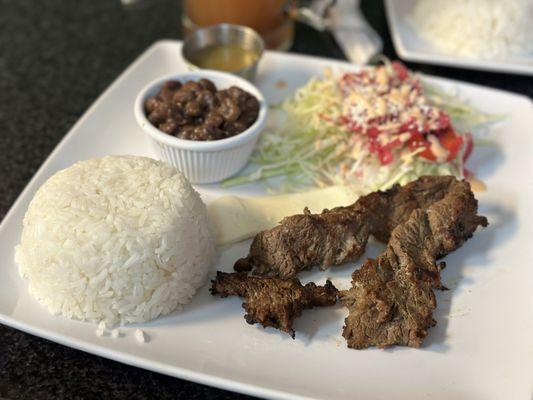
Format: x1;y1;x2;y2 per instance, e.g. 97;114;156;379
144;79;260;141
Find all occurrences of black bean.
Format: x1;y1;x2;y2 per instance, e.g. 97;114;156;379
199;78;216;93
173;90;194;104
169;106;187;125
144;96;160;113
227;86;245;99
178;125;195;140
192;125;209;140
198;90;218;109
219;97;241;122
244;96;259;112
159;119;178;135
181;81;202;92
222;121;238;135
184;101;203;117
212;128;227;140
148;104;170;125
232;121;248;132
162;80;182;91
237;113;255;127
204;112;224;128
158;82;180;102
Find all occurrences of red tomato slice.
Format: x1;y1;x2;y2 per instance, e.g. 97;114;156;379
439;128;463;162
392;61;409;81
408;128;468;162
407;133;436;161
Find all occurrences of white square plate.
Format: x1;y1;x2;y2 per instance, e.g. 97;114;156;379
1;40;533;400
385;0;533;75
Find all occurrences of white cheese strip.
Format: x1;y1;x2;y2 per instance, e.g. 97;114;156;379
208;186;359;246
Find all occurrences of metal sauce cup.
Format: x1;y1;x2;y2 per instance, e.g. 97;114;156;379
181;24;265;81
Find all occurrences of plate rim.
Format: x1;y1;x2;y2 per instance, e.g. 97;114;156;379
0;313;307;400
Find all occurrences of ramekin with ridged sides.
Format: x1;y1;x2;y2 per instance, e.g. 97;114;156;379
134;70;268;184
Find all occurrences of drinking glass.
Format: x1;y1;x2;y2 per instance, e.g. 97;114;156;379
182;0;295;50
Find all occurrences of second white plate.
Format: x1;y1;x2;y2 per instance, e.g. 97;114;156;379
385;0;533;75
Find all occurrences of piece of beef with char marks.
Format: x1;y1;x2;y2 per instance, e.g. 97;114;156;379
234;207;369;279
235;176;460;279
341;179;488;349
210;272;338;338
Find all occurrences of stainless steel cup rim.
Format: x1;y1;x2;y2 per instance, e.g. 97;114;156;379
181;24;265;79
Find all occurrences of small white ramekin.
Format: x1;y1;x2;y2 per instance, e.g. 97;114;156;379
134;70;268;184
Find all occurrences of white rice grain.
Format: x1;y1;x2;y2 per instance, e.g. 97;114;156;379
96;321;106;337
135;329;146;343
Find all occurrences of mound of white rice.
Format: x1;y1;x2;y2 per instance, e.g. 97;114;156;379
15;155;216;324
409;0;533;60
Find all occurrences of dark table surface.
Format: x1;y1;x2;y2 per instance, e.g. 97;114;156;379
1;1;531;399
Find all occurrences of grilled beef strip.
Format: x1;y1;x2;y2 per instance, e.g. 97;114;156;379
210;271;338;338
341;180;488;349
235;176;460;279
234;206;369;279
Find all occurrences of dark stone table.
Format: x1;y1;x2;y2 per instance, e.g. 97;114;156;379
0;1;530;399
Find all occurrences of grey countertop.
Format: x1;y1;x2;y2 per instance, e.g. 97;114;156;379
1;1;531;399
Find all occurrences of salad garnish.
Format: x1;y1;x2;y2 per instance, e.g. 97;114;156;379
223;60;502;191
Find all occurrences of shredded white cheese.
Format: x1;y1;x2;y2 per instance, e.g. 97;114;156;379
340;65;444;137
409;0;533;60
111;328;120;339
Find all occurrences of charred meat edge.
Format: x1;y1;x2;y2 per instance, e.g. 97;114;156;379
210;272;338;338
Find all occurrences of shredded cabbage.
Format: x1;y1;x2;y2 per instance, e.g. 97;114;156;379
222;64;502;192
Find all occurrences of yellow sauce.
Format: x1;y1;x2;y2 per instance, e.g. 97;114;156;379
189;44;259;72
